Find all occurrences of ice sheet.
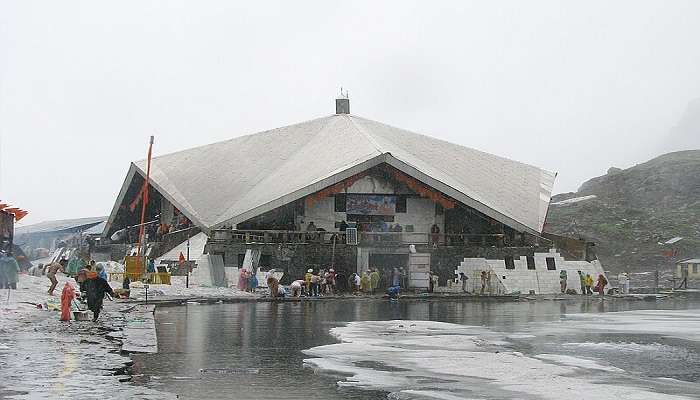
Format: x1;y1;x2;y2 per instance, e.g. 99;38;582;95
304;319;699;400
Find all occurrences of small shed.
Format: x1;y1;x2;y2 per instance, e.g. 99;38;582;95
677;258;700;279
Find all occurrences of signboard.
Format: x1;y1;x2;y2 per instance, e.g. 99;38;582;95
124;255;145;276
346;195;396;215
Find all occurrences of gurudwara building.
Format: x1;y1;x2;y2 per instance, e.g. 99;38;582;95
104;98;605;294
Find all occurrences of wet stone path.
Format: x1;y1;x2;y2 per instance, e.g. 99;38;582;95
0;303;174;400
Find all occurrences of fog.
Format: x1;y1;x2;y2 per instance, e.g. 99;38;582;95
1;0;699;224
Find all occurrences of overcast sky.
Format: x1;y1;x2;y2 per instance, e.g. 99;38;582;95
2;1;699;225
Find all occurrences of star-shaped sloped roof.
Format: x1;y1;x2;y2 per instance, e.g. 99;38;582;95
124;114;555;234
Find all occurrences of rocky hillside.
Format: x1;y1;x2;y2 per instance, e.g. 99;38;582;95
545;150;700;273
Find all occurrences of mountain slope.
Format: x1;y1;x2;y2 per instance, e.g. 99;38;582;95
545;150;700;273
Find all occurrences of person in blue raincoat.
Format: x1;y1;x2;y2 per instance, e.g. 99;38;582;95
0;251;20;289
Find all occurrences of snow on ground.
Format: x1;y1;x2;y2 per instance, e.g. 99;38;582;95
0;273;77;330
0;271;256;330
550;194;597;206
303;319;699;400
126;275;258;300
531;309;700;342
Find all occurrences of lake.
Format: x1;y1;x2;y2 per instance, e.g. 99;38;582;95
132;297;700;399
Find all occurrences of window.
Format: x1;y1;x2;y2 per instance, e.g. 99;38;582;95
694;264;699;274
504;256;515;270
334;194;346;212
546;257;556;270
526;256;536;270
396;195;407;213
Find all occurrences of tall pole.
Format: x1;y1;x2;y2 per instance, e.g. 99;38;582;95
138;136;154;264
137;136;154;282
186;230;191;288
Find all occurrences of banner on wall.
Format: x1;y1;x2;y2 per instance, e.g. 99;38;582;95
346;195;396;215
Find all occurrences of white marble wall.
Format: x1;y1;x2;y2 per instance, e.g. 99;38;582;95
455;249;606;295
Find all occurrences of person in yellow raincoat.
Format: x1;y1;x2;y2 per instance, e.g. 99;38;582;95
584;273;594;295
369;269;380;295
304;269;313;296
360;271;371;293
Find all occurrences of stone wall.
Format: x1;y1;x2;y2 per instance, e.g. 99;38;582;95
425;245;551;287
455;249;606;295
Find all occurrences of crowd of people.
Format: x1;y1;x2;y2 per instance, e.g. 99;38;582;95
43;257;115;322
237;268;259;293
264;267;408;299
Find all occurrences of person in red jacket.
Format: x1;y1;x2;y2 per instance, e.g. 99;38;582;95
60;282;76;322
595;274;608;298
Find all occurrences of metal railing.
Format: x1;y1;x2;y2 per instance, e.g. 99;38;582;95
208;229;537;248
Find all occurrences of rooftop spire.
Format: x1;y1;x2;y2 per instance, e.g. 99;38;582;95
336;87;350;114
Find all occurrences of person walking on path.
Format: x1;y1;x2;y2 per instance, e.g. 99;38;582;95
249;271;258;293
85;270;114;322
353;273;361;294
310;271;321;297
60;282;76;322
96;263;108;281
595;274;608;298
480;271;487;295
559;270;568;293
679;265;689;289
360;271;371;293
238;269;248;291
324;269;336;295
76;263;92;294
618;272;630;294
577;271;586;295
147;258;156;273
459;272;468;293
392;268;401;288
0;252;20;289
335;270;346;293
369;269;380;295
585;274;594;295
304;269;313;295
0;253;6;289
46;259;67;295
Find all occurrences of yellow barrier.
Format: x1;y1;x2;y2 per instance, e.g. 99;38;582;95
109;272;172;285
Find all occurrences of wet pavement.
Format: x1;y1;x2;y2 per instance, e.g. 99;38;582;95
0;303;174;400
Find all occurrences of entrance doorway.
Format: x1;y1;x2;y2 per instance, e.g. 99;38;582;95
369;253;408;289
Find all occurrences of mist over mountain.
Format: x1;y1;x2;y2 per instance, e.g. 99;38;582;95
662;98;700;153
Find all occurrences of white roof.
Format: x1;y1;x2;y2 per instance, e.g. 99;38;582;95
664;236;684;245
113;114;555;234
679;259;700;264
15;216;107;235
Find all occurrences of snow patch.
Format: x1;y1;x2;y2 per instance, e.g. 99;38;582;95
551;195;597;206
304;320;695;400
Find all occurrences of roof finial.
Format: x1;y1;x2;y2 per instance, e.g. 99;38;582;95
335;88;350;114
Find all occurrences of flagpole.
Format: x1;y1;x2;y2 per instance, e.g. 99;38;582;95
138;136;154;271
